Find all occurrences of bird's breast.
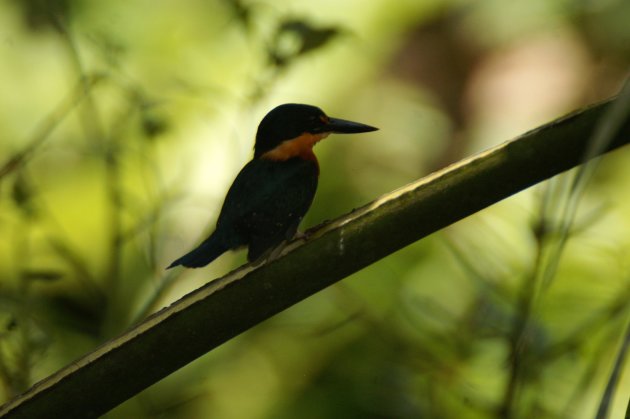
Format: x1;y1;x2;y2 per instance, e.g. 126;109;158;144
261;132;329;163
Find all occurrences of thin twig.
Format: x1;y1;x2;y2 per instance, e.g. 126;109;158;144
0;76;102;180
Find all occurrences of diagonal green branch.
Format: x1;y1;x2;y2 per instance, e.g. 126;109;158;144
1;97;629;418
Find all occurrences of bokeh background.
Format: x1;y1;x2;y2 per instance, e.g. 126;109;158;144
0;0;629;418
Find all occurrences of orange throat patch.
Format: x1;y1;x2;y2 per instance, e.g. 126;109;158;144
261;132;330;162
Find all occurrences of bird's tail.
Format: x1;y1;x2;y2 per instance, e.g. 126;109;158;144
167;234;228;269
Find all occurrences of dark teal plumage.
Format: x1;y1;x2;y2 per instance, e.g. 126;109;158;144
168;104;376;269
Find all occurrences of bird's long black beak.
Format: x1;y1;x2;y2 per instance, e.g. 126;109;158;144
326;117;378;134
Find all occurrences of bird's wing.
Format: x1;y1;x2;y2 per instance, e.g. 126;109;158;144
215;158;318;249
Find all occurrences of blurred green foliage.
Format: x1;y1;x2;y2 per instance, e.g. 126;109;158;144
0;0;629;418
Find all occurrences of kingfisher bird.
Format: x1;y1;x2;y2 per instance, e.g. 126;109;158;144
168;103;378;269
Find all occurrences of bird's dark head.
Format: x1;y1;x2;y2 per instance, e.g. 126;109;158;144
254;103;378;160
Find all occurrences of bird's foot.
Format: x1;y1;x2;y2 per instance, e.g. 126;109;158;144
250;241;288;267
266;241;288;261
294;228;317;241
